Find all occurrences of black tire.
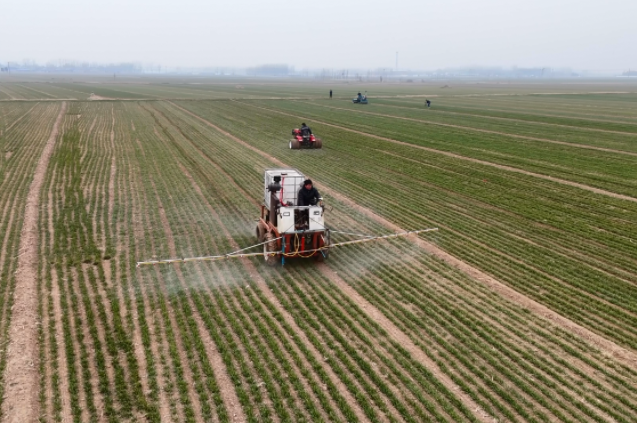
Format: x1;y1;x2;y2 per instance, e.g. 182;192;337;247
289;139;300;149
313;138;322;149
256;223;266;243
263;232;278;266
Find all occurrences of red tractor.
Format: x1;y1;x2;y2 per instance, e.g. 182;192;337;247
290;128;322;149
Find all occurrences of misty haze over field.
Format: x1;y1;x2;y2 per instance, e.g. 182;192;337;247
2;0;636;72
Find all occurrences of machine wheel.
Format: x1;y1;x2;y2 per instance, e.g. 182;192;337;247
256;222;266;243
263;232;279;266
289;139;300;149
313;138;322;149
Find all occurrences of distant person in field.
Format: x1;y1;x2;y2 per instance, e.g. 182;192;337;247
426;99;431;108
330;89;333;98
300;122;312;137
298;179;321;206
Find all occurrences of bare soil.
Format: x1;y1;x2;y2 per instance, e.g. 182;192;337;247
50;267;73;422
2;101;66;423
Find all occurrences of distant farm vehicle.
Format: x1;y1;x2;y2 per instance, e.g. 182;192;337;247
352;92;368;104
290;128;322;149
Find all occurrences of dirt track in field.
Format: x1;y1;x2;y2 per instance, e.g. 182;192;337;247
241;102;637;203
1;101;66;423
170;101;637;369
307;102;637;156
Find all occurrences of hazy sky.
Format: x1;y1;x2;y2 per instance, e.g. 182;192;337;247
2;0;635;70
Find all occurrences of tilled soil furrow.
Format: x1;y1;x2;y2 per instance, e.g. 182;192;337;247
50;266;74;423
149;178;206;422
1;102;65;423
133;136;175;422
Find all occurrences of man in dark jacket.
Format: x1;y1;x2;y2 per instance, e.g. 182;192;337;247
300;123;312;137
297;179;321;206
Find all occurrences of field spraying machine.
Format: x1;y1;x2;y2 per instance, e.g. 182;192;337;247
137;168;437;267
256;169;328;265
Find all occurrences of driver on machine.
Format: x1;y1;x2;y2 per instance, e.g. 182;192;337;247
300;122;312;137
297;179;321;206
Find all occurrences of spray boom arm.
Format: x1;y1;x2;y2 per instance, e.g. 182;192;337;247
136;228;438;267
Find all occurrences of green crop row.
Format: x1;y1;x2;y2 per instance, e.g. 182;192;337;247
0;103;61;419
9;91;636;422
170;99;637;349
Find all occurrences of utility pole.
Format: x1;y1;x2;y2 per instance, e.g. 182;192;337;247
395;52;398;72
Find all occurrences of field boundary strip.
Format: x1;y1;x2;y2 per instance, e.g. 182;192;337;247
304;101;637;156
168;100;637;369
237;101;637;203
1;101;66;423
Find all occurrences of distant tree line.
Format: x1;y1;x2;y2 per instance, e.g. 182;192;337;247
0;60;143;74
246;64;292;76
